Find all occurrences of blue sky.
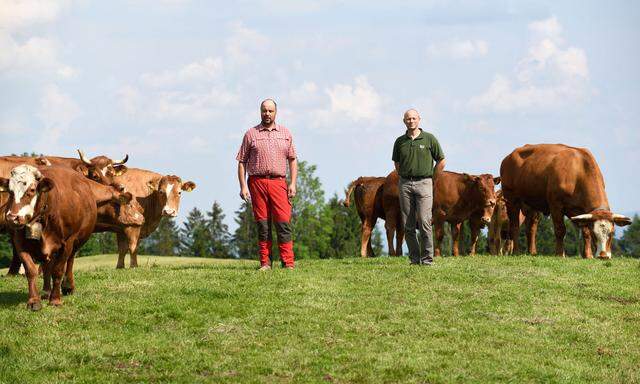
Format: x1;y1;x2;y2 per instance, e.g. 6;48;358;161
1;0;639;228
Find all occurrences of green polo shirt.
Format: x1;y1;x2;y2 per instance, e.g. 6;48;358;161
392;129;444;178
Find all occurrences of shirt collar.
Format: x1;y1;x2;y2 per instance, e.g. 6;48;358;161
405;128;424;139
257;123;279;132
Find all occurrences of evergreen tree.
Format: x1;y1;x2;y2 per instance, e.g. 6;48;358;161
619;214;640;257
79;233;118;256
180;208;210;257
207;201;232;258
371;225;384;256
233;201;258;259
142;217;181;256
290;161;332;259
324;194;361;258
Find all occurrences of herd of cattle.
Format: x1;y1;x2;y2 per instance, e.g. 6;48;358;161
344;143;632;260
0;142;633;311
0;151;195;310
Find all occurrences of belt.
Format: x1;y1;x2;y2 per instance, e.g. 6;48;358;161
403;176;431;181
252;174;285;179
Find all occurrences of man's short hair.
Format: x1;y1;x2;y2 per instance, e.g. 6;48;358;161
404;108;420;118
260;98;277;110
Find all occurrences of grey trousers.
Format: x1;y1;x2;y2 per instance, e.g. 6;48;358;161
398;177;434;264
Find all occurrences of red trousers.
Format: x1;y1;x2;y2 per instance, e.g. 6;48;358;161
248;176;294;267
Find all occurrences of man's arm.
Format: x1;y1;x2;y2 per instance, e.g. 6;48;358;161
238;162;250;201
288;158;298;198
394;161;400;174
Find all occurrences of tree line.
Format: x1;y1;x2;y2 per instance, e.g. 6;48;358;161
1;160;640;267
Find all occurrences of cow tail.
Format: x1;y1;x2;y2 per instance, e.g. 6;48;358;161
343;179;359;207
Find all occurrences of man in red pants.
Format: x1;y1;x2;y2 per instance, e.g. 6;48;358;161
236;99;298;270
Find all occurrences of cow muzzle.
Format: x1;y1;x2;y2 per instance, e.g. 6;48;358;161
163;208;177;217
481;217;491;226
6;212;29;227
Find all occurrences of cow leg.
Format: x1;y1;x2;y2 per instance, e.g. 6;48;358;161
581;226;593;259
42;260;53;298
550;209;566;257
385;220;395;256
123;227;141;268
360;220;373;258
506;203;522;254
7;244;22;276
116;233;128;269
62;251;76;295
433;218;443;257
395;216;404;256
49;248;72;307
19;251;42;311
451;222;462;257
469;217;482;256
525;211;541;255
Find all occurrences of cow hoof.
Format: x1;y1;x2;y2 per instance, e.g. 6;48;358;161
49;300;62;307
27;301;42;311
62;286;74;296
116;265;125;269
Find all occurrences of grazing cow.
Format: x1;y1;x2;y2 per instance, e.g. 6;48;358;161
432;171;501;256
500;144;631;258
0;165;135;310
99;168;196;268
1;151;130;275
343;176;386;257
487;191;541;255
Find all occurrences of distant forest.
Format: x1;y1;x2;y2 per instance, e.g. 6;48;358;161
1;158;639;268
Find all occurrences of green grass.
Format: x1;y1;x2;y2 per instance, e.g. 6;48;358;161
0;255;639;383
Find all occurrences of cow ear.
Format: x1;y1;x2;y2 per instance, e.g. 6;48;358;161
612;214;632;227
35;156;52;166
118;192;133;204
147;180;159;192
570;214;594;226
76;164;89;177
493;177;501;185
0;177;9;192
113;165;128;176
182;181;196;192
37;178;55;193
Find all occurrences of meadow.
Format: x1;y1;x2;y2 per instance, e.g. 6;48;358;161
0;254;638;383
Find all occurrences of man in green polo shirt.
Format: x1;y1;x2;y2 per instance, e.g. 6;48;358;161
392;109;445;265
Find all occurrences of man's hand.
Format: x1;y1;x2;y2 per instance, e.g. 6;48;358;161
287;183;297;199
240;186;250;202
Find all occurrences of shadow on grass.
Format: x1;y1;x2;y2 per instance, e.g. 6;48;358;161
167;264;257;271
0;291;28;307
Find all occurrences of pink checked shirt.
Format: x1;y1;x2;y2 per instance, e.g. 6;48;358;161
236;124;297;177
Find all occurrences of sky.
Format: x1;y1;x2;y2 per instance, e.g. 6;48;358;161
1;0;639;229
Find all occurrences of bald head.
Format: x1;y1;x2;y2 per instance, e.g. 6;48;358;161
260;98;277;127
403;109;421;131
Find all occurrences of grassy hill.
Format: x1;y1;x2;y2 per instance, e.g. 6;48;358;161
0;255;638;383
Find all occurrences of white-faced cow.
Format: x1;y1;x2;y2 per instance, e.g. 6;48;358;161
500;144;631;258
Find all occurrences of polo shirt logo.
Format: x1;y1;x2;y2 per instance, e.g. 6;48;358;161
419;145;425;149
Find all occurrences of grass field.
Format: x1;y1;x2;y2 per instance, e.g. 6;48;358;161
0;254;639;383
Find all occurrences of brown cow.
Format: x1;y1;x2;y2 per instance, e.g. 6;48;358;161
432;171;501;256
488;190;541;255
100;168;196;268
0;165;135;310
1;151;130;275
343;177;386;257
500;144;631;258
381;171;404;256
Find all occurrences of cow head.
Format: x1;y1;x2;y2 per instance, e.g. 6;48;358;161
77;149;129;185
0;165;53;227
147;175;196;217
571;210;631;259
465;173;501;227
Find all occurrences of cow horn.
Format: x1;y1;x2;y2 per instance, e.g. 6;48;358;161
77;149;92;165
571;213;593;220
612;214;630;220
113;154;129;165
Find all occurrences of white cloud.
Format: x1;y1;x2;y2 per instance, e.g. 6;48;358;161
469;16;592;113
0;0;71;31
224;22;270;65
37;84;81;146
323;75;382;122
427;39;489;59
140;57;223;88
0;0;75;78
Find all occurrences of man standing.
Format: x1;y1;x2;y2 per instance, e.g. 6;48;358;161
236;99;298;270
392;109;445;265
